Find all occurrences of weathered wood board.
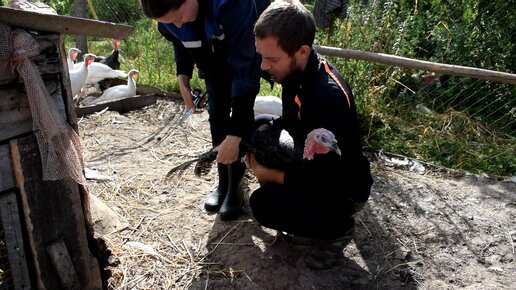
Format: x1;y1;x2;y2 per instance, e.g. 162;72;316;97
0;7;134;39
76;94;157;117
0;33;73;142
46;239;81;290
0;144;15;193
10;135;102;290
0;191;32;290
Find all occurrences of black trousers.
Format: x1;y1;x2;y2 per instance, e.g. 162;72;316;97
249;183;357;240
204;76;232;146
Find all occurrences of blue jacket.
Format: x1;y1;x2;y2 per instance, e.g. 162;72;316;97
158;0;271;137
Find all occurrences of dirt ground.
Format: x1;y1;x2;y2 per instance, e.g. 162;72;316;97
78;97;515;290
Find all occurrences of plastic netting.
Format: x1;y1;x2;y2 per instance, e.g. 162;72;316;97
0;23;86;185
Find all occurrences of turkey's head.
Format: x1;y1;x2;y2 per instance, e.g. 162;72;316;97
68;48;81;62
303;128;341;160
113;39;121;51
128;69;140;79
83;53;96;67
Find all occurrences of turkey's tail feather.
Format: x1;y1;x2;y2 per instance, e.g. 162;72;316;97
165;150;217;179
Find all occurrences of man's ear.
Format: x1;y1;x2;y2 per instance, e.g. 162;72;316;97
297;45;311;59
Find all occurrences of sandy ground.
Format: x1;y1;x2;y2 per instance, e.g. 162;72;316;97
78;97;515;290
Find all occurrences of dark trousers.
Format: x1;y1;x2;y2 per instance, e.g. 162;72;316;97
249;183;357;240
204;76;232;146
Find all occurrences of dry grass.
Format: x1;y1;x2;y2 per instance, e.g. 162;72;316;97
79;97;245;289
78;97;516;290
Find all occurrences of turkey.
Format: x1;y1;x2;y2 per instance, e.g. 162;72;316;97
165;118;341;179
97;39;122;92
85;59;127;92
69;53;96;99
98;39;121;70
67;47;81;72
241;122;342;170
83;69;139;106
254;95;282;118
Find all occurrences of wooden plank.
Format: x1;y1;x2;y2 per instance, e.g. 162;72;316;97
0;144;15;192
314;45;516;85
0;32;71;142
0;77;69;142
0;191;32;290
76;94;157;117
10;135;102;290
0;7;134;39
0;85;33;142
46;239;80;290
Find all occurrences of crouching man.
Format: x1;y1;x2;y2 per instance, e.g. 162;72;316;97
246;0;373;270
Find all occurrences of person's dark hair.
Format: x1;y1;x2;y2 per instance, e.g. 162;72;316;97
254;0;316;56
140;0;187;19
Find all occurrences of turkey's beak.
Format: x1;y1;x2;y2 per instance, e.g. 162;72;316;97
331;142;341;156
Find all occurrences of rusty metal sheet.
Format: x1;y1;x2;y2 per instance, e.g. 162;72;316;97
0;7;134;39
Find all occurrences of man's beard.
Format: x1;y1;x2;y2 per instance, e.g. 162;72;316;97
278;57;302;85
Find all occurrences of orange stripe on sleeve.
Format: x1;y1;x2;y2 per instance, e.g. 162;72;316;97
294;95;301;119
323;61;351;108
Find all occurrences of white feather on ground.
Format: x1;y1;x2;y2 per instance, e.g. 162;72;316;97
254;95;282;118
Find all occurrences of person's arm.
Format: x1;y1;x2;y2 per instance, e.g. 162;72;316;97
157;23;197;111
246;152;285;184
177;74;197;111
215;1;265;164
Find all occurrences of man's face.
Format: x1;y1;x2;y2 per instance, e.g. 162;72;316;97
256;36;298;84
156;0;198;28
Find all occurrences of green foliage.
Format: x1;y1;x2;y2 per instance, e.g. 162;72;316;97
315;0;515;177
61;0;515;177
42;0;73;15
119;18;194;92
91;0;142;23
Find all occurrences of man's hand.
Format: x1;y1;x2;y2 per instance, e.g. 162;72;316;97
245;152;285;184
216;135;241;164
178;74;203;114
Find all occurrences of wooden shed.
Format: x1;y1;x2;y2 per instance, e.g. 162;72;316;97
0;7;133;290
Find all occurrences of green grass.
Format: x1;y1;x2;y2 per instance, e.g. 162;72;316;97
66;12;515;178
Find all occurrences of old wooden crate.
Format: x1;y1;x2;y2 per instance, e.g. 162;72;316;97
0;7;133;290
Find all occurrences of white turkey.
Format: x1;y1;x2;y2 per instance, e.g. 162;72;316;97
69;53;95;99
254;95;282;118
165;117;341;178
85;61;127;86
67;47;81;72
83;69;139;106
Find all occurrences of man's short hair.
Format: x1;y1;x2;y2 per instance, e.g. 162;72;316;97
254;0;316;56
140;0;186;19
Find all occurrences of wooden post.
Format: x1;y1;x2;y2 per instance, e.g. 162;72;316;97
314;45;516;85
74;0;88;54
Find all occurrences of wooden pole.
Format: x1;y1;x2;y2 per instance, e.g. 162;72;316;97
74;0;88;54
314;45;516;85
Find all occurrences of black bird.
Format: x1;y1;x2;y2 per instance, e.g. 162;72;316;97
97;39;122;92
97;39;121;70
165;115;341;179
